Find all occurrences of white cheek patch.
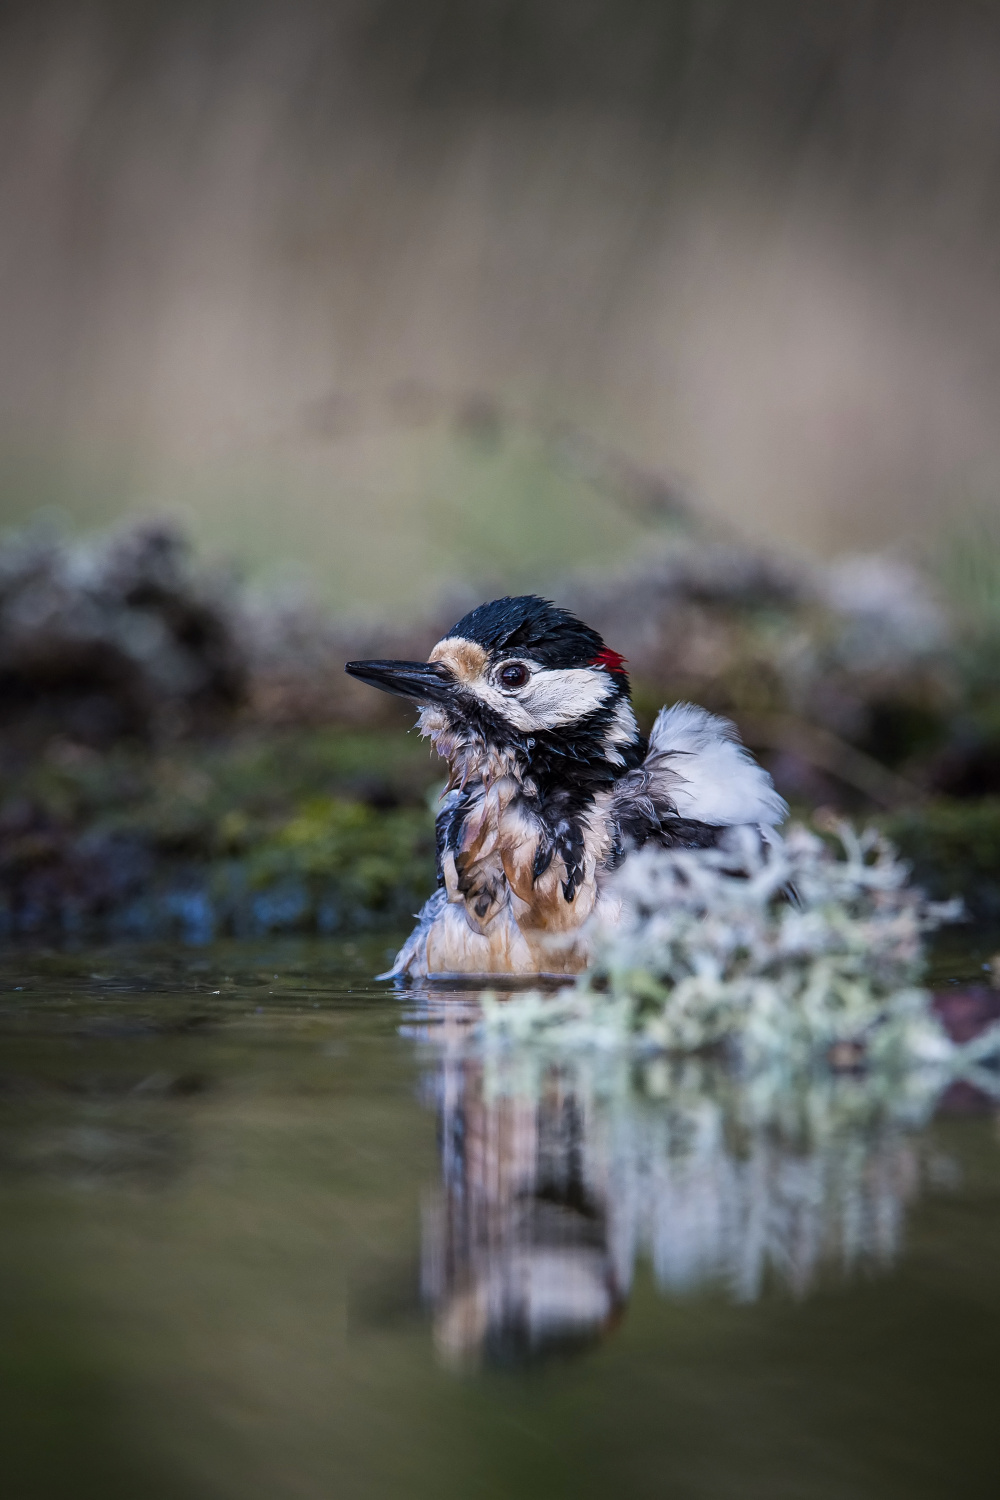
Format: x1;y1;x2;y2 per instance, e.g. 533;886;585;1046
606;699;640;761
468;666;615;731
609;699;639;741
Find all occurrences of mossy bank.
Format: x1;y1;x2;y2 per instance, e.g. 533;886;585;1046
0;729;438;941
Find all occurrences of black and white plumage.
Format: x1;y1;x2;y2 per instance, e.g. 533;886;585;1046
346;595;786;978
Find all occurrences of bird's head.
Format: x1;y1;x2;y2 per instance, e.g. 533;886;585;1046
345;595;643;779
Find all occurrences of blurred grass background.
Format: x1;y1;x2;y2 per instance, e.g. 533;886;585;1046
3;1;1000;611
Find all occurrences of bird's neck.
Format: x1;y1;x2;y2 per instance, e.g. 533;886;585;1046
417;707;516;792
418;701;646;802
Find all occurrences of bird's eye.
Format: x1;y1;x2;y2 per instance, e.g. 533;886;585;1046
499;662;529;689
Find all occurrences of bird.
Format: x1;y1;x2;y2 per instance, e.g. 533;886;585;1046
345;594;786;979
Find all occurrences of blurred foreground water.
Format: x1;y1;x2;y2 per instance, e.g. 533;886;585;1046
3;935;1000;1499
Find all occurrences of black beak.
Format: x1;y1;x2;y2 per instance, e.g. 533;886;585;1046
344;658;457;703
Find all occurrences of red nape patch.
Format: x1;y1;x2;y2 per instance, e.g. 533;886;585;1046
590;647;628;676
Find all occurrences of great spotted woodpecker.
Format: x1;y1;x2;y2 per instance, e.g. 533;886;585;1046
346;595;786;978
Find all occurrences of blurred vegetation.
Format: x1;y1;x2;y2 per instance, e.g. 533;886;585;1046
0;513;999;939
6;0;1000;591
884;801;1000;925
0;729;438;942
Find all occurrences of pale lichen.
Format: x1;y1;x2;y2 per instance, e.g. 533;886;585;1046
480;824;987;1073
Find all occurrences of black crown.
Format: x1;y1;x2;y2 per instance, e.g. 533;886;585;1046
444;595;605;671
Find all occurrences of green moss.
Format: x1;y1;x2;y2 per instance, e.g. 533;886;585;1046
242;796;435;918
0;729;440;938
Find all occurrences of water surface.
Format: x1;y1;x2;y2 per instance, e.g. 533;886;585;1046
2;937;999;1500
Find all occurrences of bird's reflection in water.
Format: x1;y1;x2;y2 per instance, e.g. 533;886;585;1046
406;988;940;1369
422;1050;625;1366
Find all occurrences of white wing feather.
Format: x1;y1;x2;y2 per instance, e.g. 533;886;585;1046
645;702;787;830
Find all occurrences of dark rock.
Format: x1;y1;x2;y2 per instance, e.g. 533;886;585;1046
0;520;246;747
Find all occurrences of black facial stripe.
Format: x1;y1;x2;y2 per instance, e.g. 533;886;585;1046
444;687;521;747
521;704;647;793
439;688;644;789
